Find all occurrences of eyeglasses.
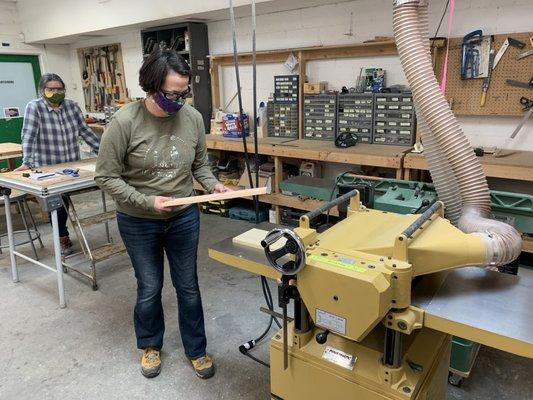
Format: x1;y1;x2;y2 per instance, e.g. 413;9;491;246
161;86;191;101
44;88;66;94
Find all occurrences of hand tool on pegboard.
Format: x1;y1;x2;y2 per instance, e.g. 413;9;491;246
506;77;533;90
492;37;526;70
460;30;491;79
494;97;533;157
480;45;495;107
517;49;533;60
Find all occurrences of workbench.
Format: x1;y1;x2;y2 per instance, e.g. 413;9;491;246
206;135;410;220
0;142;22;171
403;149;533;182
0;158;98;308
88;123;106;137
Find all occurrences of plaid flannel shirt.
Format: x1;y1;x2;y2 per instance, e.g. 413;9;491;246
21;97;100;167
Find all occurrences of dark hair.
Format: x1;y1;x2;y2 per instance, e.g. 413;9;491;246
38;73;65;94
139;48;191;94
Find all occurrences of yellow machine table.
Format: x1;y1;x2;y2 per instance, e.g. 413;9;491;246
209;193;533;400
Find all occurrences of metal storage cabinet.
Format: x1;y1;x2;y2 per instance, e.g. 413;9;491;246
267;102;299;138
337;93;374;143
373;93;416;146
274;75;299;104
303;93;337;140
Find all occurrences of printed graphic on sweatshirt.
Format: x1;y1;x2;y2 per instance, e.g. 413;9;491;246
141;134;190;179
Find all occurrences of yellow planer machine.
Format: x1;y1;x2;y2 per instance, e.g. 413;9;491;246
209;190;533;399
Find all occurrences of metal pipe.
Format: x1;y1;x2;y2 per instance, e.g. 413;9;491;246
51;209;67;308
3;193;19;283
13;251;57;273
251;0;260;222
402;201;442;238
229;0;254;189
302;189;359;223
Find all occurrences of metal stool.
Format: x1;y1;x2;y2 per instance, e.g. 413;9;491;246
0;192;44;260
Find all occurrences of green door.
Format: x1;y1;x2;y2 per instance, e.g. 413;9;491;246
0;54;41;168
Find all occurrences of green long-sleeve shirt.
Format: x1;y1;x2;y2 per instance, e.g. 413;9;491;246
95;100;218;219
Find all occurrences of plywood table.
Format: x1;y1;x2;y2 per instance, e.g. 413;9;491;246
403;150;533;182
0;158;98;308
0;142;22;170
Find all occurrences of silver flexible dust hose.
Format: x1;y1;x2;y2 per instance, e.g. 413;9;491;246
392;0;522;265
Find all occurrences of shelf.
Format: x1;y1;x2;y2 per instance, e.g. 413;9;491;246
403;150;533;182
209;40;397;66
206;136;409;170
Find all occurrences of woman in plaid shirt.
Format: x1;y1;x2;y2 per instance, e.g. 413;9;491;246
18;73;100;255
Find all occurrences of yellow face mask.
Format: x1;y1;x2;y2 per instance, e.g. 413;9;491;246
43;89;66;104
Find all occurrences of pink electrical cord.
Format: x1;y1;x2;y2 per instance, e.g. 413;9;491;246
439;0;456;93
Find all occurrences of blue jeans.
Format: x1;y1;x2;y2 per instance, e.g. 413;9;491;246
117;206;206;359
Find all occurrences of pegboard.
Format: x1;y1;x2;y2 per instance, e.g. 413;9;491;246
438;31;532;117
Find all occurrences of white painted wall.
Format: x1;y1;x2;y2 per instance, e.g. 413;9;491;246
7;0;533;152
209;0;533;151
0;1;73;97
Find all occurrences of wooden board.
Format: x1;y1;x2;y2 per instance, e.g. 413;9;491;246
441;31;533;116
162;186;268;207
232;228;286;251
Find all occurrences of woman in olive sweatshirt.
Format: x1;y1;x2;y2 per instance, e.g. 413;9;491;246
95;49;229;379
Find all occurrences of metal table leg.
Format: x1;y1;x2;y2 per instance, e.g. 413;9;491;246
4;193;19;283
51;209;66;308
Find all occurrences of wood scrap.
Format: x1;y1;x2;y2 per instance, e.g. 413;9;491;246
162;187;268;207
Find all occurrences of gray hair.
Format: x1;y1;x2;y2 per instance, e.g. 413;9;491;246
38;73;65;94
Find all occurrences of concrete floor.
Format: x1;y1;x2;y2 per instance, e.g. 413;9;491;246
0;193;531;399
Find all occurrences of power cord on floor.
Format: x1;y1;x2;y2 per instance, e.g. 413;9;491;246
239;276;281;368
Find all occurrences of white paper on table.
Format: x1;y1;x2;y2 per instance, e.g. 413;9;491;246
29;172;60;180
76;164;96;172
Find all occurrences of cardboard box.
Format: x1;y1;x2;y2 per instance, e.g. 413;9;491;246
304;81;328;94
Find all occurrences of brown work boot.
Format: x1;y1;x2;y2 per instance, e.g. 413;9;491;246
60;236;73;256
190;355;215;379
141;347;162;378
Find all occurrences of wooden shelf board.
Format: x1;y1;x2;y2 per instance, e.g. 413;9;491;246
209;40;397;65
206;136;408;169
404;150;533;181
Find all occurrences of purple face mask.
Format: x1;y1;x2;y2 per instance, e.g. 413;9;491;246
153;91;184;115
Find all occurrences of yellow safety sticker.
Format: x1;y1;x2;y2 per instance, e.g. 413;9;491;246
308;255;366;273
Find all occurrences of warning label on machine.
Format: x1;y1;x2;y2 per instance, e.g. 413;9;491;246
316;308;346;335
308;255;366;273
322;346;356;370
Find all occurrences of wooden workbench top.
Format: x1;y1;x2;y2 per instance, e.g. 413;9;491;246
0;142;22;159
0;158;97;189
206;135;410;168
404;150;533;181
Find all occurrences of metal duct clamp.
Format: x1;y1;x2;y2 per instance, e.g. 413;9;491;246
261;228;306;276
